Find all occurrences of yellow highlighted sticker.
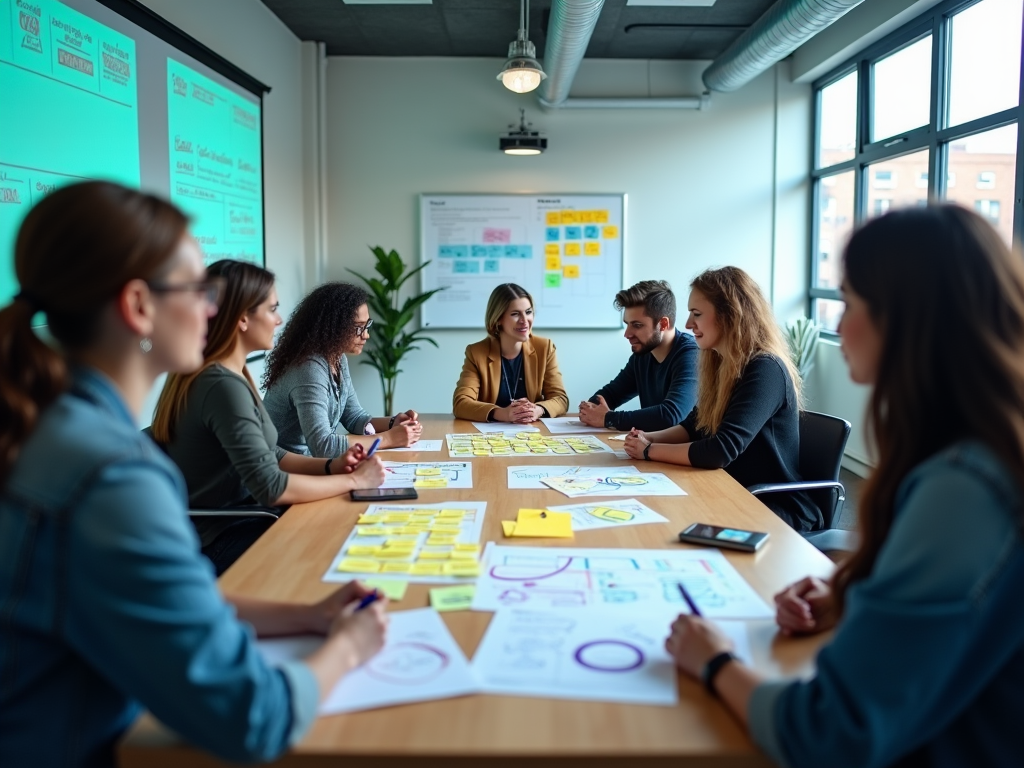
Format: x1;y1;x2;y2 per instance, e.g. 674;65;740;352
502;520;517;537
415;467;441;476
546;255;562;271
430;585;476;612
355;527;389;537
450;550;479;561
563;265;580;279
544;243;560;256
560;210;579;224
595;210;610;223
602;225;619;239
584;242;600;256
415;478;448;489
438;509;467;518
346;545;381;556
381;562;412;573
410;562;444;576
546;211;560;226
363;578;408;601
417;549;451;560
336;558;382;573
443;561;481;577
564;242;581;256
453;543;480;553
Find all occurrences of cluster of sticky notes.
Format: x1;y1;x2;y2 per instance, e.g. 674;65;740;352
447;433;605;458
335;506;482;578
545;209;611;225
413;466;448;489
430;585;476;612
503;508;573;538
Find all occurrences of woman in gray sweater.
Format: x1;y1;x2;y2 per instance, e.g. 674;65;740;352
263;283;422;458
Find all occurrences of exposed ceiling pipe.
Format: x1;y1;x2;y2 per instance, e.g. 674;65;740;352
549;95;710;110
703;0;864;93
537;0;605;108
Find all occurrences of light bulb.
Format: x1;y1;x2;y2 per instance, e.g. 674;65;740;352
501;67;542;94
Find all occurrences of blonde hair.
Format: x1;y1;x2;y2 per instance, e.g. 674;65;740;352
484;283;533;338
690;267;801;434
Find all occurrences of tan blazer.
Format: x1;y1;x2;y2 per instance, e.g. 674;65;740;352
453;335;569;421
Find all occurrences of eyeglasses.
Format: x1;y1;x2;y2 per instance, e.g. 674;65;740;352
148;277;226;306
354;318;374;336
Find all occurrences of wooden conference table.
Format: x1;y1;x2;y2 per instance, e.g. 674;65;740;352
120;415;834;767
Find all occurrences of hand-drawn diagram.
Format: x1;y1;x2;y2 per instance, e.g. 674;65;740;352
473;544;774;619
322;501;486;584
546;498;669;532
507;464;640;490
381;461;473;489
257;609;479;714
470;608;678;706
447;433;612;458
540;472;686;498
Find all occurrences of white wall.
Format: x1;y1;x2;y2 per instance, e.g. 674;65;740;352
325;56;811;415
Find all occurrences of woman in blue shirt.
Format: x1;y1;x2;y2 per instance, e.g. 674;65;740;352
666;205;1024;767
0;182;389;767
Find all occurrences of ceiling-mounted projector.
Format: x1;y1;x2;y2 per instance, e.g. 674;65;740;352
501;109;546;156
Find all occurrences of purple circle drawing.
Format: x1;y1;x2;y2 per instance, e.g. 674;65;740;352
489;556;574;582
364;642;450;685
574;640;645;672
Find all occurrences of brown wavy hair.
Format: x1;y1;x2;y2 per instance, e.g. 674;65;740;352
0;182;187;487
833;205;1024;614
151;260;274;443
484;283;533;338
689;266;800;434
263;282;369;388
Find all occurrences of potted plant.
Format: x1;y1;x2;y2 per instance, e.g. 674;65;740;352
347;246;445;415
785;315;823;381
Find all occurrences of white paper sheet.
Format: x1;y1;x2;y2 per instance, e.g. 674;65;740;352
377;440;443;453
607;433;627;441
258;609;479;714
381;461;473;489
507;464;641;490
473;544;774;619
540;417;616;435
471;607;679;706
541;472;686;498
470;422;540;434
322;501;486;584
448;433;612;459
546;498;669;531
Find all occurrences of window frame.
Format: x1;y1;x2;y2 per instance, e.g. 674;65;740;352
808;0;1024;328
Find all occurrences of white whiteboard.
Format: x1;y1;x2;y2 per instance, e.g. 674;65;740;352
420;194;625;329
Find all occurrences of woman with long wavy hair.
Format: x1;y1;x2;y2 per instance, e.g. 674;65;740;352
263;282;422;458
666;205;1024;767
152;261;385;573
0;183;388;767
624;266;818;531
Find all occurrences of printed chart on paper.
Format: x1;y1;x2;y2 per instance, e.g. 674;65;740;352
447;432;612;458
381;461;473;489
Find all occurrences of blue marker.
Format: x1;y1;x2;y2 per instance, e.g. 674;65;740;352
677;582;703;617
354;590;381;612
366;437;382;458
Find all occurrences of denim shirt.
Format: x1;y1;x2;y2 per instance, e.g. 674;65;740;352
748;441;1024;768
0;368;318;767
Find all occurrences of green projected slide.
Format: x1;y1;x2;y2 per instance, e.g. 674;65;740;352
168;58;263;265
0;0;140;305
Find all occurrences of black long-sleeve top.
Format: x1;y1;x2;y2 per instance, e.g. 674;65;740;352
681;354;820;532
591;329;698;432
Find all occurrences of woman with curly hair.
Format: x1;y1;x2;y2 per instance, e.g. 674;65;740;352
623;266;817;532
263;282;422;458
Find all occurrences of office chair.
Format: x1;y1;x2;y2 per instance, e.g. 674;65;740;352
747;410;858;555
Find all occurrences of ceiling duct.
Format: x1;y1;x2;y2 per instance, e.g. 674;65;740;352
702;0;864;93
537;0;605;108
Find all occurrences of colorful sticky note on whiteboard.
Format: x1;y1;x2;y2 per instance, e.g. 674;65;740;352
580;210;596;223
584;242;601;256
560;210;579;224
546;211;560;225
564;242;581;256
563;265;580;279
546;255;562;271
544;243;559;256
584;225;600;239
595;210;610;223
545;272;562;288
602;225;619;239
546;227;560;241
564;226;581;240
484;259;501;273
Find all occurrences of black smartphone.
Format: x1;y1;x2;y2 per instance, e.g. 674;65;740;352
678;522;769;552
351;487;419;501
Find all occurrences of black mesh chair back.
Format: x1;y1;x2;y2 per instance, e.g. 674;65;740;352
798;411;852;529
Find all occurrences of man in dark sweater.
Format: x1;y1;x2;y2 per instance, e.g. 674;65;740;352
578;280;698;432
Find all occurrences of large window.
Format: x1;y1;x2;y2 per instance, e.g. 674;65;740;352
810;0;1024;331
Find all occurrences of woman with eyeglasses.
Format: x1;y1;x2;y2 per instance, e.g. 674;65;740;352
0;182;388;767
263;282;422;458
152;264;386;574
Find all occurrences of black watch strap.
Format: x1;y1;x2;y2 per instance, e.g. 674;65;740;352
324;458;333;475
642;443;651;460
702;651;736;697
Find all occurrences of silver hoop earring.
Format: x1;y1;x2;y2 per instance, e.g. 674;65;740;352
140;337;153;354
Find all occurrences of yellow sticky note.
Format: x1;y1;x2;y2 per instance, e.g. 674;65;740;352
564;242;581;256
381;562;412;573
356;514;384;524
511;509;574;538
602;225;619;239
412;509;437;517
450;550;479;561
415;478;448;489
417;549;451;559
382;514;412;523
362;578;408;601
473;450;491;457
355;527;389;536
374;550;415;561
427;535;458;546
561;210;579;224
438;509;466;518
430;524;461;533
454;543;480;553
429;585;476;612
544;242;560;256
563;265;580;279
584;242;600;256
346;545;381;556
546;211;560;225
595;210;610;223
415;467;441;476
443;561;481;577
502;520;517;537
410;562;444;576
336;558;382;573
546;255;562;271
580;210;596;223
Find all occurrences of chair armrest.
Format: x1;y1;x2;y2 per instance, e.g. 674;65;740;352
188;509;280;519
748;481;846;497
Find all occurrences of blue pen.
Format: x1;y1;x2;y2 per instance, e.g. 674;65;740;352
677;582;703;617
354;590;380;612
365;437;382;458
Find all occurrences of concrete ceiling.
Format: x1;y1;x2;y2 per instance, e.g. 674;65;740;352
258;0;777;59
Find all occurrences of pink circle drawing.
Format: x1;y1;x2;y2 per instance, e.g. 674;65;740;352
574;640;645;672
364;642;450;685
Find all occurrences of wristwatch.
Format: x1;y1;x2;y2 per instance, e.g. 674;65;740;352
701;651;737;697
324;458;333;475
642;443;652;461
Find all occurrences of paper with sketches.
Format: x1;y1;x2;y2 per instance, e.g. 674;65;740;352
473;544;774;619
377;440;443;453
540;417;616;435
541;472;686;498
448;433;612;459
546;498;669;532
258;608;479;714
323;501;485;584
507;464;641;490
381;461;473;489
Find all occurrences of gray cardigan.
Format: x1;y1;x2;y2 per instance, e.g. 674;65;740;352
263;354;372;458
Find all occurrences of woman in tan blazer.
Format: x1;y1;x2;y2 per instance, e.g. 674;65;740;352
453;284;569;423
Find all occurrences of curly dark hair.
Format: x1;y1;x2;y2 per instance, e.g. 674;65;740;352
263;282;370;388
